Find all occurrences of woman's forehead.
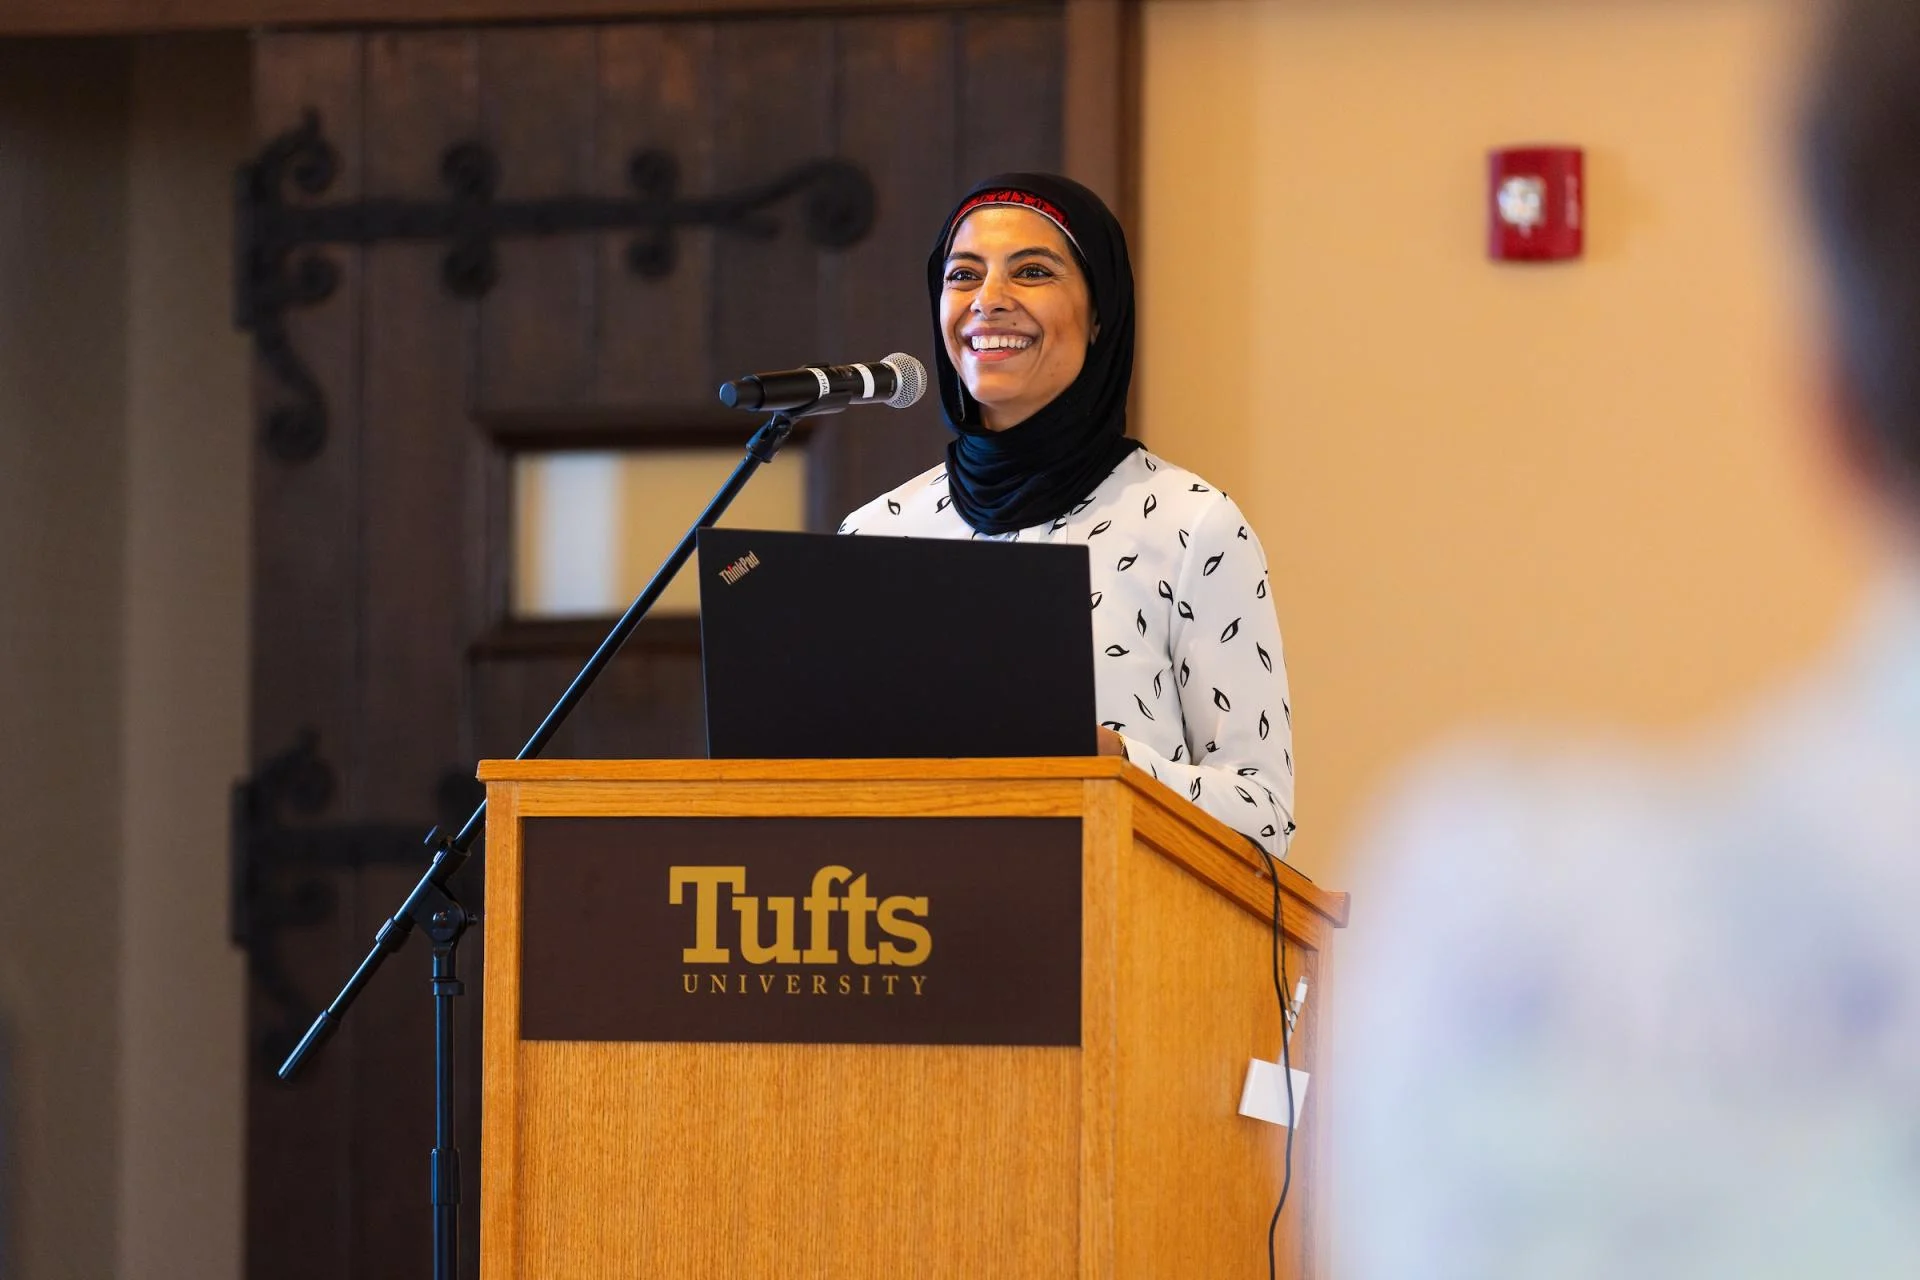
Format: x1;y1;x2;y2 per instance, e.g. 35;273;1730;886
947;204;1077;260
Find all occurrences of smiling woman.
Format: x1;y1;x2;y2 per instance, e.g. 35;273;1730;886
940;205;1097;430
840;173;1298;857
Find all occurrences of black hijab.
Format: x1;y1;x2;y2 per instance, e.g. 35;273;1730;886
929;172;1142;535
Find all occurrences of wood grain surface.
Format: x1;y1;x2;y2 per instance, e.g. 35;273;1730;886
1114;795;1324;1278
479;782;524;1279
514;1042;1079;1277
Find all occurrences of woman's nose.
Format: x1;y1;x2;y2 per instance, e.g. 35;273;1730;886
972;272;1012;314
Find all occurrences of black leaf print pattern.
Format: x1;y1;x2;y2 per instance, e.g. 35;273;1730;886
1189;777;1203;801
1100;720;1125;731
887;499;901;515
1177;602;1195;621
1178;659;1191;687
1143;454;1158;471
1284;750;1293;772
1116;554;1137;571
1258;711;1270;740
1143;493;1158;518
1235;785;1256;805
1104;644;1130;657
1212;688;1232;711
1237;766;1260;776
1135;609;1147;636
1157;580;1174;601
1072;496;1095;514
1090;591;1103;609
1089;519;1112;536
1256;643;1272;672
929;471;947;485
1133;694;1156;721
1150;764;1160;781
1190;483;1210;492
1203;552;1224;576
1178;529;1190;548
1206;740;1218;753
1256;578;1268;600
1237;525;1249;540
1172;744;1186;762
1152;672;1163;697
1282;701;1291;726
844;526;858;535
937;495;953;513
1261;824;1276;839
1220;618;1241;643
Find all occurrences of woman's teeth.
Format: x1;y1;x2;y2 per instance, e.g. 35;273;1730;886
969;334;1033;351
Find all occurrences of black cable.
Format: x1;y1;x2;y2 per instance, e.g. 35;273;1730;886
1263;849;1297;1280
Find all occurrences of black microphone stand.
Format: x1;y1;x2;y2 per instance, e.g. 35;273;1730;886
276;405;816;1280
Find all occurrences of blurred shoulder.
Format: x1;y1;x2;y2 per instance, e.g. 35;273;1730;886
1348;641;1920;987
1352;734;1681;928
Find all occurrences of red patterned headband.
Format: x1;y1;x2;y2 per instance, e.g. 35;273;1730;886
949;189;1080;251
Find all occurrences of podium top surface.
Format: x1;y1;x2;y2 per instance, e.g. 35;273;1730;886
477;756;1347;928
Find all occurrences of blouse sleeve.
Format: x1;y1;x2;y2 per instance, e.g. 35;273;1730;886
1118;493;1297;857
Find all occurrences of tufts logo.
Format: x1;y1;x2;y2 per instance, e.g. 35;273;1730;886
669;864;932;999
718;550;761;585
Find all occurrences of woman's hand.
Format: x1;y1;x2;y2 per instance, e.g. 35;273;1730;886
1096;727;1128;759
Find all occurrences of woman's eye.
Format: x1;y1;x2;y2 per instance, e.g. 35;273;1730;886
945;268;978;284
1016;265;1053;280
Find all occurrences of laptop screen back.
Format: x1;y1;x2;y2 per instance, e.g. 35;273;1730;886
697;528;1096;760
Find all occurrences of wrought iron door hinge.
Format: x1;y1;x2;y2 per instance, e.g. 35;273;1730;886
235;109;877;464
230;728;485;1077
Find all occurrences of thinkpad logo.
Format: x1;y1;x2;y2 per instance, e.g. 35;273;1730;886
718;550;761;585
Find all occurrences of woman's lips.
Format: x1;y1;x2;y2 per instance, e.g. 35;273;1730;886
962;333;1036;365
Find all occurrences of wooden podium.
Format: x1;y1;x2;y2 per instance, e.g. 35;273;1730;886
477;758;1347;1280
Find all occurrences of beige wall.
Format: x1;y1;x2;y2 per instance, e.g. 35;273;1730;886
0;32;248;1280
1139;0;1870;884
0;40;133;1280
118;33;251;1280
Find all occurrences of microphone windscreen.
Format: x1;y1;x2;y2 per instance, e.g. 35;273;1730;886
882;353;928;410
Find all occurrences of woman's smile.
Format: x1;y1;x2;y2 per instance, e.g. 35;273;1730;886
962;328;1039;364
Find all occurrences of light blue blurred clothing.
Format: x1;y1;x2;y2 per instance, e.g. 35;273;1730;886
1336;572;1920;1280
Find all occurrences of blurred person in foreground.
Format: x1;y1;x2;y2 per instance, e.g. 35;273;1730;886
1335;2;1920;1277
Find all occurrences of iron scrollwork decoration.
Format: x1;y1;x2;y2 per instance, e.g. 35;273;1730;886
231;729;487;1076
234;110;878;465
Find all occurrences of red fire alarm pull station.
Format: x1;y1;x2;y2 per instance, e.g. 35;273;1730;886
1489;146;1584;262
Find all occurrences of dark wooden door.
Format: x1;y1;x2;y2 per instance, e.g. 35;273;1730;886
239;10;1069;1278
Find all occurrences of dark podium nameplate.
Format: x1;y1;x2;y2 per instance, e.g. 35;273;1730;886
519;816;1082;1046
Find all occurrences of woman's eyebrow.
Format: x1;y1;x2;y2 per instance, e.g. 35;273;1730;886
944;247;1070;269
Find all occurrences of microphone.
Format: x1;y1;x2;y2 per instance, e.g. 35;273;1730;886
718;353;927;412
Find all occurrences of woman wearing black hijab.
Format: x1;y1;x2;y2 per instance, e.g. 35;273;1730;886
840;174;1296;856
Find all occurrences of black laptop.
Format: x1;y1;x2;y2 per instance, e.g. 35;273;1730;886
696;528;1096;759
